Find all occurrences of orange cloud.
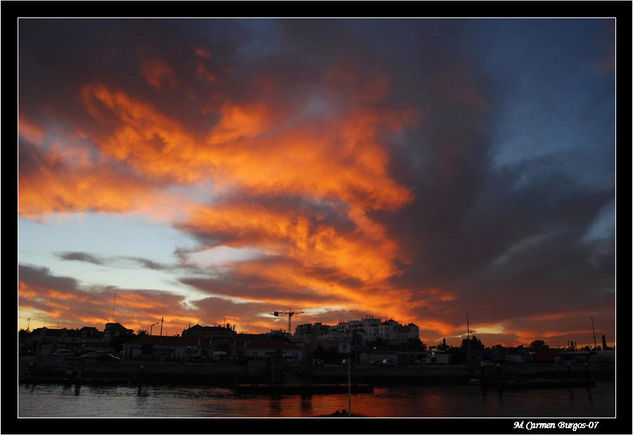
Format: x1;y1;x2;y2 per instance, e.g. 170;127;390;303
176;198;421;321
19;165;151;217
183;203;399;283
207;103;271;144
19;143;154;217
79;78;415;211
420;319;458;337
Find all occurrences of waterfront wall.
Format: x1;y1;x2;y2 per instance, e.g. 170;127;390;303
21;357;265;385
20;356;614;386
312;362;614;385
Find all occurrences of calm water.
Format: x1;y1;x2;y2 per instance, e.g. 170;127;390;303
18;382;614;417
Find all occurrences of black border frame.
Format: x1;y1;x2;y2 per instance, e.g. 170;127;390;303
2;1;631;433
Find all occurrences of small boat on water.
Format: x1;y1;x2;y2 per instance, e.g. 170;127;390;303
319;409;366;417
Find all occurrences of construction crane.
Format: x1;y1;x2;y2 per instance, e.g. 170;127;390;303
272;309;304;334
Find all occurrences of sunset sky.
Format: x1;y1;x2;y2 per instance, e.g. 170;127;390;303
18;19;615;347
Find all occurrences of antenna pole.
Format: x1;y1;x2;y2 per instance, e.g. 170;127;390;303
348;354;352;416
111;291;117;322
591;317;597;349
160;317;164;337
466;313;471;361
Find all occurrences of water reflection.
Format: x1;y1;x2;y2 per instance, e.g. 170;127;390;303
300;395;312;413
18;382;615;418
586;387;593;403
497;388;504;404
269;395;282;416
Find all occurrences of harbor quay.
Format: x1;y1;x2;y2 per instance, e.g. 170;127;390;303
19;356;614;389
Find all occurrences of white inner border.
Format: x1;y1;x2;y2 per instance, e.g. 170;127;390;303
16;16;618;421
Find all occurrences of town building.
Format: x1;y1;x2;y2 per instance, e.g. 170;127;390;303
181;323;237;358
103;322;134;338
294;322;331;341
236;335;304;361
79;326;103;339
182;324;236;338
295;317;420;345
24;327;88;356
122;335;212;361
360;340;426;365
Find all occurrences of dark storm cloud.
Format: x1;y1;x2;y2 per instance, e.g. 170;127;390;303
20;20;227;131
327;20;616;344
19;19;322;140
380;85;614;336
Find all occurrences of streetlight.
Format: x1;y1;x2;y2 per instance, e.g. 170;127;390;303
347;354;351;416
150;322;159;336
